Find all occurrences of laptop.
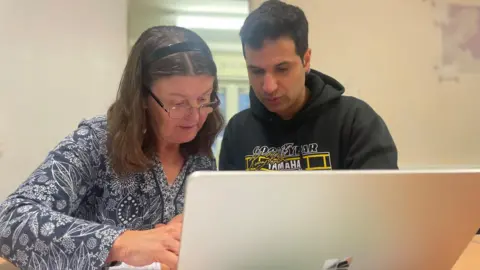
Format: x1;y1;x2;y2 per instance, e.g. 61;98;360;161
177;170;480;270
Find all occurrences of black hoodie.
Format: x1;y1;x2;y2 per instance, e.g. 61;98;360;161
219;69;398;171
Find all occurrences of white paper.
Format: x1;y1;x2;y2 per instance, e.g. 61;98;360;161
109;262;161;270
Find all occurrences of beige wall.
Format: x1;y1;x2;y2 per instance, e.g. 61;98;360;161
249;0;480;168
0;0;128;200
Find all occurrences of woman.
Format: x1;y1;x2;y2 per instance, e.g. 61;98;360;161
0;26;224;269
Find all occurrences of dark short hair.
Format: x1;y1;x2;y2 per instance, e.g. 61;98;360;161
107;26;224;175
240;0;309;59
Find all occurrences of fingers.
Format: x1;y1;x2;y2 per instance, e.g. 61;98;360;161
156;249;178;270
166;223;182;240
153;224;181;241
163;237;180;255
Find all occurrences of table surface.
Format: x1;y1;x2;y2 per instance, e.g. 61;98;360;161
0;236;479;269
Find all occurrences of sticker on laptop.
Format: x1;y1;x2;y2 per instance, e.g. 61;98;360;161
322;257;353;270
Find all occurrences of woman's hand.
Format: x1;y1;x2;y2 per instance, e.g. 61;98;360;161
108;220;183;269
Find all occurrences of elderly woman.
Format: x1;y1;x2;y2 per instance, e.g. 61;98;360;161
0;26;224;270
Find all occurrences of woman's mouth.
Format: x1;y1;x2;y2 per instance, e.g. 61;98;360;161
179;125;196;130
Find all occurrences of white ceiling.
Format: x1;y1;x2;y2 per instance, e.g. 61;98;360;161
134;0;249;15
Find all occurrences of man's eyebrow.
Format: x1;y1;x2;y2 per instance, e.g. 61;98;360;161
247;61;292;70
275;61;290;67
247;64;262;69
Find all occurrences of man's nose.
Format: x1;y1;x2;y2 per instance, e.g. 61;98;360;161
262;73;278;94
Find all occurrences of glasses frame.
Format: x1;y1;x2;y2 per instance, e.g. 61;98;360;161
147;90;220;119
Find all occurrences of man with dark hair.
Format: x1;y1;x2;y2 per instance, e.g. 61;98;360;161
219;0;398;171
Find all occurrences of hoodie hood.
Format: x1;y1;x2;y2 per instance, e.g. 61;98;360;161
249;69;345;125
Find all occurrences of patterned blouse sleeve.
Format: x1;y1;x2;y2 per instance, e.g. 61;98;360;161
0;124;125;269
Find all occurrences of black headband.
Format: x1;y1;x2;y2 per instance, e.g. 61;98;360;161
149;41;211;62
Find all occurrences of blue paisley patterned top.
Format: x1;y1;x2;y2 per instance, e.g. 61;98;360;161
0;116;217;270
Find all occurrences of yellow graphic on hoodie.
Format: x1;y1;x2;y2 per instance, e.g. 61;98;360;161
245;142;331;171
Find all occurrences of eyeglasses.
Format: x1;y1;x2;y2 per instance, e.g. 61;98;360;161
148;90;220;119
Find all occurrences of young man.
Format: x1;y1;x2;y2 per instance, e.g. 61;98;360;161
219;0;398;171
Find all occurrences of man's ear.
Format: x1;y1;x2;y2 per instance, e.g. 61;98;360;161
303;48;312;73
